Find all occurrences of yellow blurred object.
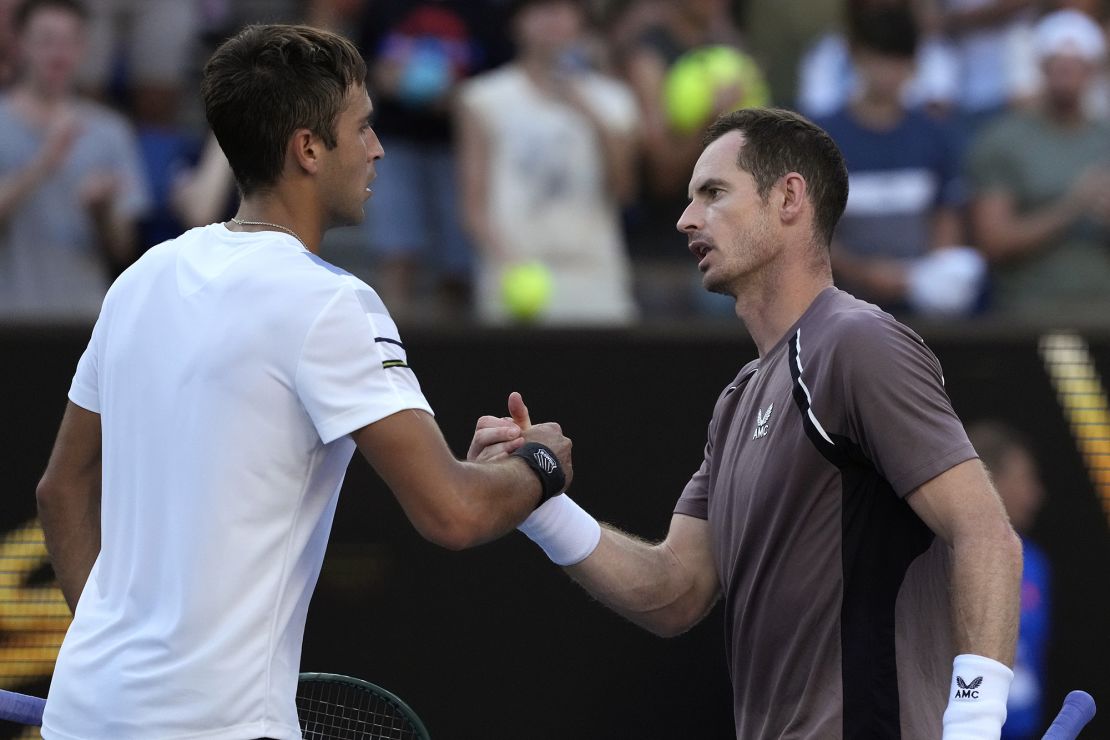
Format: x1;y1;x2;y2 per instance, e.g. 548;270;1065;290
664;46;771;134
501;262;553;321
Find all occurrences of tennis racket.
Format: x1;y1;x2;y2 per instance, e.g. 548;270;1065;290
297;672;431;740
1;675;431;740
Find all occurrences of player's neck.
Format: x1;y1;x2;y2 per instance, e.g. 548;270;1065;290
233;192;323;254
733;264;833;357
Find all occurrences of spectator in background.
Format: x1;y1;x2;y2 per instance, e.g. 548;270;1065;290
797;0;963;119
966;9;1110;320
740;0;842;107
928;0;1039;130
1015;0;1110;118
967;421;1050;739
356;0;509;320
457;0;639;325
77;0;199;128
815;1;984;316
170;132;236;230
0;0;150;319
621;0;768;315
624;0;745;201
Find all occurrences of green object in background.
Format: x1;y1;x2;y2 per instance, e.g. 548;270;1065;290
501;261;552;321
663;45;771;134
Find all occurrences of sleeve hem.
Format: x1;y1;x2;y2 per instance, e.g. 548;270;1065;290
316;397;434;445
673;499;709;521
892;443;978;498
67;387;100;414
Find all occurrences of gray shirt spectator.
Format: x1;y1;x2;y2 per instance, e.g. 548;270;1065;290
0;0;150;320
966;10;1110;320
0;96;150;319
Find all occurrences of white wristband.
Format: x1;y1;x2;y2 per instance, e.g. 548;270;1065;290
942;654;1014;740
517;494;601;566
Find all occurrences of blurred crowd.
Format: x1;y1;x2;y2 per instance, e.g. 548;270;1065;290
1;0;1109;326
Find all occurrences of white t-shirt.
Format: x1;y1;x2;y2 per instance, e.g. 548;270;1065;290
459;65;640;325
43;224;432;740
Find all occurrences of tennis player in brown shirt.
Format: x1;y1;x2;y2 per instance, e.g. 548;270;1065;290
469;107;1022;739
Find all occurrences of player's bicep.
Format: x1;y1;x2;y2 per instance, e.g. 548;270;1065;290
904;458;1007;545
352;408;466;542
835;319;976;496
38;402;102;501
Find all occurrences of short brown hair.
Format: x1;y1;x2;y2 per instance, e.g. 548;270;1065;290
201;24;367;196
704;108;849;248
14;0;87;31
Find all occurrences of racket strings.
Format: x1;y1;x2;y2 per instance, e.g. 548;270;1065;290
297;681;421;740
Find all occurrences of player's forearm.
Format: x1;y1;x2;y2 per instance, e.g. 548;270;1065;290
948;520;1022;665
567;526;714;637
425;458;543;551
37;478;101;612
940;521;1021;739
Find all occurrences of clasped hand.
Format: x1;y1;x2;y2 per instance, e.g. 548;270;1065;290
467;392;574;490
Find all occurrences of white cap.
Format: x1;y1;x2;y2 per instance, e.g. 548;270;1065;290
1034;10;1106;62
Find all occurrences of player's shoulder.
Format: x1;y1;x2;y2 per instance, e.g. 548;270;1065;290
269;248;383;312
800;288;924;356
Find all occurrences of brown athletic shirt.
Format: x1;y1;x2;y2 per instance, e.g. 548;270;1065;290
676;288;976;739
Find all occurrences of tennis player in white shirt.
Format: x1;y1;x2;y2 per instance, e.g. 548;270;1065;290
35;23;571;740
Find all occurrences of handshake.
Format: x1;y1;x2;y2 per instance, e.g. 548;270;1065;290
466;392;599;567
466;391;573;487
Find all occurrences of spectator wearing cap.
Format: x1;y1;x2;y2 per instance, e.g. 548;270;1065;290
965;9;1110;321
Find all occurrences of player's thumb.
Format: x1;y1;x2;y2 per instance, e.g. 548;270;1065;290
508;391;531;430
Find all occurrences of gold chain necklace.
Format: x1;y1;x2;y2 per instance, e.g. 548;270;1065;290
230;217;308;250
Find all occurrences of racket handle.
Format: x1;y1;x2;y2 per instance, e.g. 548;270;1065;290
1042;691;1097;740
0;689;46;726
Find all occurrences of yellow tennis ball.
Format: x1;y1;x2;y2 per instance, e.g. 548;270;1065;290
501;262;552;321
664;45;771;134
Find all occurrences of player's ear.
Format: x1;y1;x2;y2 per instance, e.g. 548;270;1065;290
289;128;321;175
777;172;807;226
